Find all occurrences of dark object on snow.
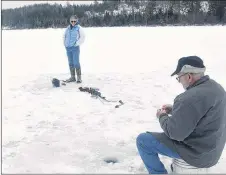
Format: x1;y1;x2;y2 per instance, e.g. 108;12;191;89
52;78;60;87
79;87;101;96
78;86;124;108
115;100;124;108
52;78;67;87
103;157;118;164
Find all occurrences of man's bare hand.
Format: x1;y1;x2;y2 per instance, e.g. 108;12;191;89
162;104;173;114
156;109;167;118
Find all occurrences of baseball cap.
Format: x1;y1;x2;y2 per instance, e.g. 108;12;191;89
171;56;206;76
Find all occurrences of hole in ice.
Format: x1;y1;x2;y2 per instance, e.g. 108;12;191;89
103;157;118;164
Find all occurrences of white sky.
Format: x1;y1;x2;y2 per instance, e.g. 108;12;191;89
2;1;95;9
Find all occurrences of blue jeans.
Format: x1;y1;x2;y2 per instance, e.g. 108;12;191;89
66;46;80;69
136;133;180;174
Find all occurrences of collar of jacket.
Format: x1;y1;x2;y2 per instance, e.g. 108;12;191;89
186;75;210;90
70;23;79;29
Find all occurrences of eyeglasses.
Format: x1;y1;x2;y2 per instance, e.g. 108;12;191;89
71;21;77;23
176;73;188;82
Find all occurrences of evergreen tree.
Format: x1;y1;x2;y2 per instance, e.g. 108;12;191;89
2;0;226;29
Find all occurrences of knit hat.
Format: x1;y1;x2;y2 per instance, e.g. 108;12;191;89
70;15;78;21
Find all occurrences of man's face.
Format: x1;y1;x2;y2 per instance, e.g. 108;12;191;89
70;18;77;26
176;73;191;90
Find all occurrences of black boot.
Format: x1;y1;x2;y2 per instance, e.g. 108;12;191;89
65;67;76;83
76;68;82;83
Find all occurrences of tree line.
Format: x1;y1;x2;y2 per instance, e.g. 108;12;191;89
2;0;226;29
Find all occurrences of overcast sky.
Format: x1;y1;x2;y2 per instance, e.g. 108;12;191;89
2;1;95;9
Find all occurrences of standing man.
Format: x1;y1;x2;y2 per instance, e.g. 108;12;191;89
136;56;226;174
63;15;85;83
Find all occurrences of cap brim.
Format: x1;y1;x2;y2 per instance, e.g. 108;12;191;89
171;71;178;76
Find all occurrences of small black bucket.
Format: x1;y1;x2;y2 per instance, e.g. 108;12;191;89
52;78;60;87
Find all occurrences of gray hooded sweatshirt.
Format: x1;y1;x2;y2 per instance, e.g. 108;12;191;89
151;75;226;168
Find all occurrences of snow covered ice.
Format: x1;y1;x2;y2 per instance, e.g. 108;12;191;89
2;26;226;173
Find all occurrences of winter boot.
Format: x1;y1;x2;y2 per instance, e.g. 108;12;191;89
65;67;76;83
76;68;82;83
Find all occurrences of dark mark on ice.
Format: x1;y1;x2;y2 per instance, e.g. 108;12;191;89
104;157;118;164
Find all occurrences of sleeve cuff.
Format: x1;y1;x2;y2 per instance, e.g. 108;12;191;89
158;114;168;123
